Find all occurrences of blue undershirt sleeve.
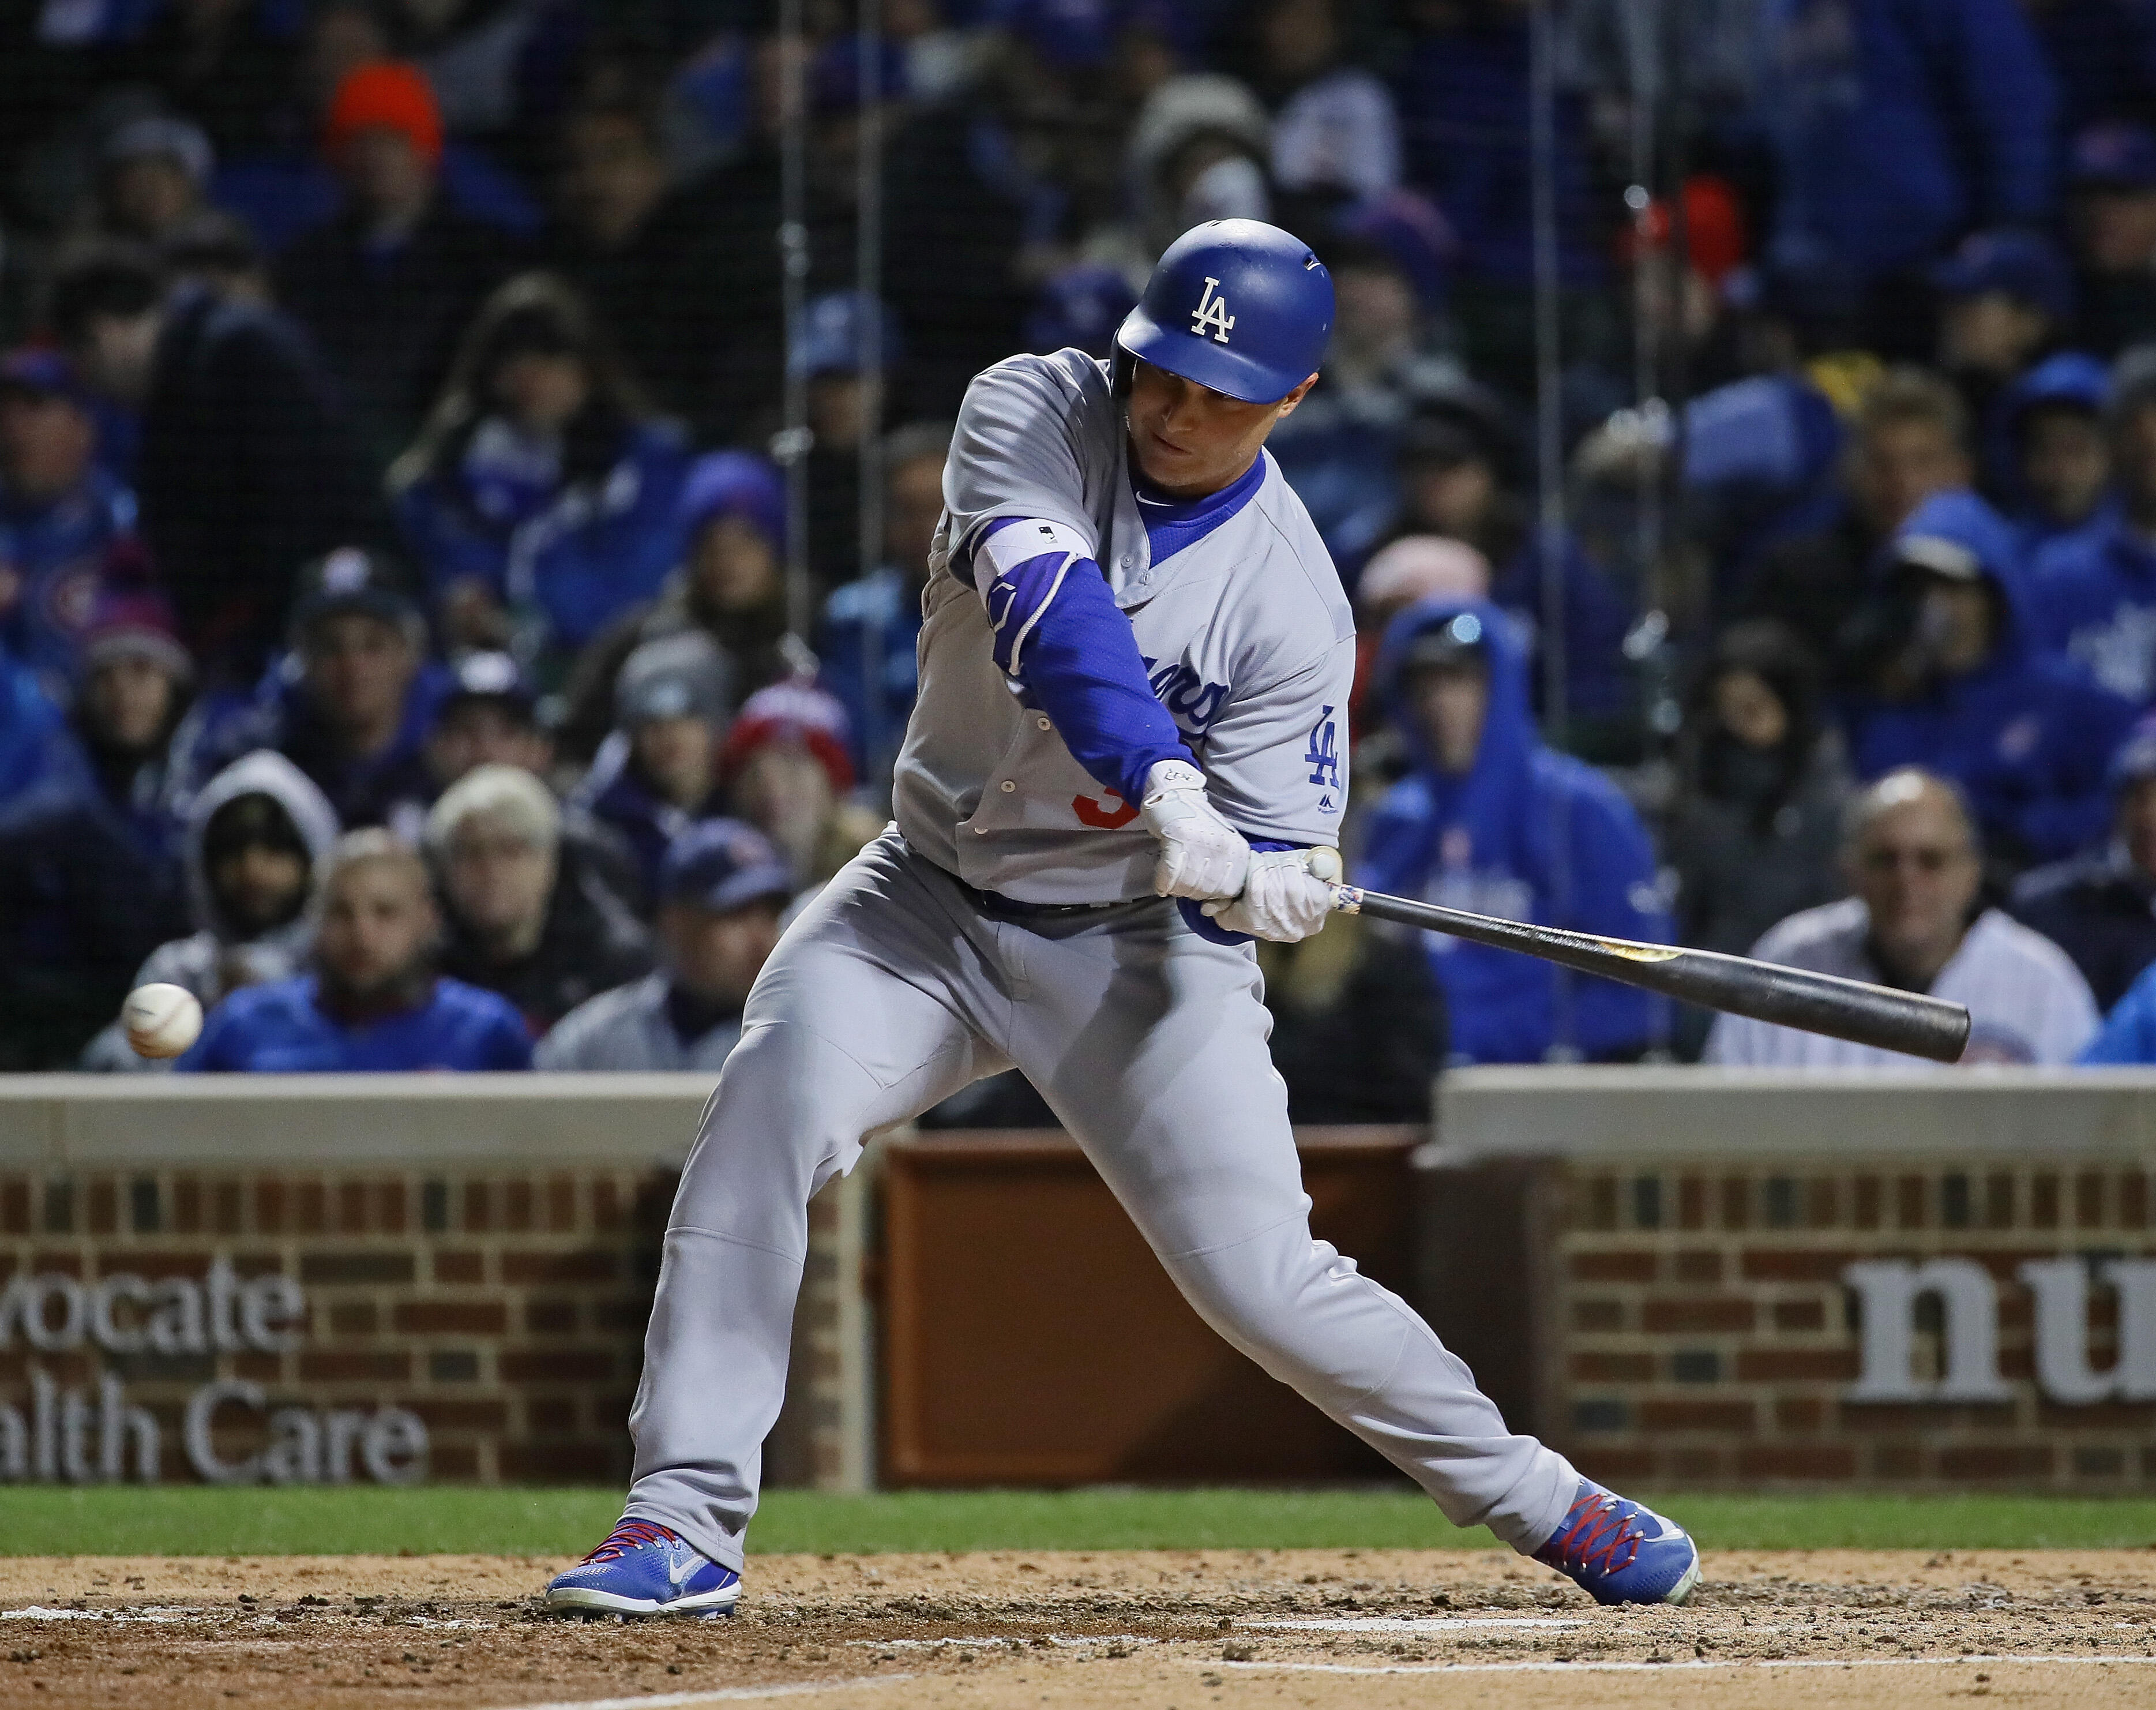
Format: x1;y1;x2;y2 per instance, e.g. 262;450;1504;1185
970;516;1194;805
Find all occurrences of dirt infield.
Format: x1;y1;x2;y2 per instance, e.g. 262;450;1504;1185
3;1548;2154;1708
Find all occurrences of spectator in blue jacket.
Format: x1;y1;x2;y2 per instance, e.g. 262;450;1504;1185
390;272;691;670
1358;598;1669;1064
2012;714;2156;1009
181;548;448;835
1929;231;2076;490
0;349;138;699
1761;0;2057;295
573;631;733;901
818;422;949;792
0;652;72;813
1998;351;2116;560
0;582;196;1067
1843;489;2138;869
2080;957;2156;1061
2066;121;2156;356
2030;352;2156;702
179;830;531;1073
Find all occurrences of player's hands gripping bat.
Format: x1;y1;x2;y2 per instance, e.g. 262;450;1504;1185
1140;759;1250;900
1305;850;1971;1063
1204;846;1339;941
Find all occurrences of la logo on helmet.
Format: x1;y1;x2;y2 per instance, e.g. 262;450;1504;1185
1190;276;1235;344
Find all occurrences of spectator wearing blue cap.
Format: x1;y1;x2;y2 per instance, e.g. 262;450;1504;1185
536;819;793;1072
574;631;734;900
178;831;532;1074
391;273;692;669
1997;351;2116;560
2030;352;2156;704
179;546;450;834
1932;231;2075;482
818;422;949;793
559;450;791;765
2011;713;2156;1008
96;115;215;247
2066;121;2156;356
1841;490;2137;870
0;349;141;699
796;290;906;590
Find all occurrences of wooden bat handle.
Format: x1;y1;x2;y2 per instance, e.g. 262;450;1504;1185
1329;885;1971;1064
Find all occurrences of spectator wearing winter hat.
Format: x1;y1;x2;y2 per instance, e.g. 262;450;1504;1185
430;764;652;1039
1346;534;1490;743
817;422;951;792
2011;714;2156;1009
181;548;449;834
80;750;340;1072
97;115;216;246
536;819;794;1073
557;449;791;766
48;242;387;686
0;349;140;700
278;61;523;464
2065;121;2156;358
2030;352;2156;705
0;580;196;1067
573;631;733;899
720;679;880;890
1997;352;2116;561
391;272;690;670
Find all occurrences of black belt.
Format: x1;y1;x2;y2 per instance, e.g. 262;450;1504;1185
959;880;1134;920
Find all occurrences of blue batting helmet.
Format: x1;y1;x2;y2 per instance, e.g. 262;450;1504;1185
1114;219;1334;404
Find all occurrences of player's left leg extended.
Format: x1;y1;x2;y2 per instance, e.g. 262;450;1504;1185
998;905;1696;1602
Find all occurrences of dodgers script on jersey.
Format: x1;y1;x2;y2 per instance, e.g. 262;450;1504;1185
892;348;1356;903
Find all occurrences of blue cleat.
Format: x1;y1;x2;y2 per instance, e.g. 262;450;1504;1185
544;1518;742;1618
1532;1479;1701;1607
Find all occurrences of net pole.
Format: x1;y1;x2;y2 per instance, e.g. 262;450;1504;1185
857;0;888;792
777;0;813;651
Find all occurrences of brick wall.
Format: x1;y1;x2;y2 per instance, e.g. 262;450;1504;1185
1546;1160;2156;1488
0;1164;855;1486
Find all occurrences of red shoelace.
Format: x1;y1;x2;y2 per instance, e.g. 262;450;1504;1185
580;1519;679;1563
1541;1496;1642;1576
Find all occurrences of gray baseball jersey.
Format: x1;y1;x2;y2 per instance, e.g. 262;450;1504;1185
893;350;1357;903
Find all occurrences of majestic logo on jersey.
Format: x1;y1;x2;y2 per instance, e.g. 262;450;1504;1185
1304;706;1341;800
1072;786;1140;829
1190;276;1235;344
1142;657;1231;738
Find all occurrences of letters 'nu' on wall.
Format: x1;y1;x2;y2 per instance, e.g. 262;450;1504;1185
1524;1161;2156;1486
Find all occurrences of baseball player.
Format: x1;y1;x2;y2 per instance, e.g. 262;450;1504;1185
544;220;1700;1617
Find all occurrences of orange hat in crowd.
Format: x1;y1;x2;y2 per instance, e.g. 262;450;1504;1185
1620;175;1746;287
322;62;444;168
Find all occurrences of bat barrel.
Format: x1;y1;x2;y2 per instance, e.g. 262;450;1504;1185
1336;888;1971;1065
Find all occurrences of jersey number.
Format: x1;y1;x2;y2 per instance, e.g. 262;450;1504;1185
1073;787;1140;829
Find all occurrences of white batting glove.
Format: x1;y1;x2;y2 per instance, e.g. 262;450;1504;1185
1203;847;1341;942
1139;759;1250;901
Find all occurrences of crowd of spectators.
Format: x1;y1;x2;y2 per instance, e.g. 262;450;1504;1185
18;0;2156;1106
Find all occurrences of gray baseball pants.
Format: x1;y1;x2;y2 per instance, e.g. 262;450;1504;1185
623;832;1577;1569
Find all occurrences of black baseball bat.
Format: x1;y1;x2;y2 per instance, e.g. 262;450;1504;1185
1327;884;1971;1064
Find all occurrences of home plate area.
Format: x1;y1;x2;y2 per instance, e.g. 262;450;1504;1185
3;1548;2155;1708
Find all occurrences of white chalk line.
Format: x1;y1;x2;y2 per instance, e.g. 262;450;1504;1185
495;1677;912;1710
1;1605;188;1623
847;1633;1154;1650
1201;1651;2156;1677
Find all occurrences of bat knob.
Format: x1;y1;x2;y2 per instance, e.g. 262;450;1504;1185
1305;846;1343;883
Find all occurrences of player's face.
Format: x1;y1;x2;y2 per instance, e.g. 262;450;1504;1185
1125;359;1318;498
316;858;438;999
660;898;787;1006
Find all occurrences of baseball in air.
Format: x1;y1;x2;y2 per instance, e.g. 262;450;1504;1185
123;983;203;1059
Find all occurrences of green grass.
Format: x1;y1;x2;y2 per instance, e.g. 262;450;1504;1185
2;1487;2154;1558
